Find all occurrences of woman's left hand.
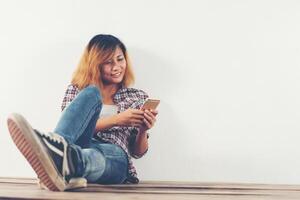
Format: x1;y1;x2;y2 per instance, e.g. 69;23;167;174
139;109;158;133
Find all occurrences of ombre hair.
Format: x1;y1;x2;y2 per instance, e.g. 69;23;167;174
71;34;135;90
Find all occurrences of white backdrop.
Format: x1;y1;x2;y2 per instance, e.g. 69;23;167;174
1;0;300;184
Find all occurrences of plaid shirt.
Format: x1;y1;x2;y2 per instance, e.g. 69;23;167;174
61;84;149;183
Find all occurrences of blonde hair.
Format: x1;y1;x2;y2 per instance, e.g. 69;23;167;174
71;34;135;90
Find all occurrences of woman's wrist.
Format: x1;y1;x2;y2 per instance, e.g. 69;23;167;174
112;114;119;126
138;130;149;138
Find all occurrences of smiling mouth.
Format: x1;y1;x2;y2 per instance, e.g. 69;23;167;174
111;72;122;77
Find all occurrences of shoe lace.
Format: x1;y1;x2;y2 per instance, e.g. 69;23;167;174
46;132;63;143
35;129;62;144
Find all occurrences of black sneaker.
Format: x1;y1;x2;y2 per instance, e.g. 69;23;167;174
7;113;87;191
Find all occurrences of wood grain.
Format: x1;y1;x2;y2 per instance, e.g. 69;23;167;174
0;177;300;200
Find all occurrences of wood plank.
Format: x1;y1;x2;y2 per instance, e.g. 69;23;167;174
2;177;300;191
0;177;297;188
0;177;300;200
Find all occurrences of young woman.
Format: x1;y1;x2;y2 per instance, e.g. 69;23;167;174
7;34;158;191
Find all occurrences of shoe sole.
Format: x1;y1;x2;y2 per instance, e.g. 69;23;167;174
7;113;66;191
38;177;87;191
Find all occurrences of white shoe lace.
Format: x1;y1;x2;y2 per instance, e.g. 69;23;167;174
46;132;64;143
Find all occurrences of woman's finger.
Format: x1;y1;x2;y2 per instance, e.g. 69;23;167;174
144;110;156;122
131;109;144;115
143;112;152;122
144;114;156;128
131;119;144;125
143;118;152;129
145;110;155;117
150;109;158;116
132;114;145;120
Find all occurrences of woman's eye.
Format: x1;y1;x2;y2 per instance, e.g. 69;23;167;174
118;58;124;61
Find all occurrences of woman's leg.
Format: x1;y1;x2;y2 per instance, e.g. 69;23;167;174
84;139;128;184
54;85;101;148
53;85;128;183
7;85;126;190
67;139;128;184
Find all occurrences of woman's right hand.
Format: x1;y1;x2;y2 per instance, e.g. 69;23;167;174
115;108;144;127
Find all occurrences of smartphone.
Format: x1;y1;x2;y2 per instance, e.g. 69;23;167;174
141;99;160;110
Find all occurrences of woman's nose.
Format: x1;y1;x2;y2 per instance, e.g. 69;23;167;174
111;62;119;71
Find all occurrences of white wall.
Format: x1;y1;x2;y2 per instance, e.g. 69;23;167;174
1;0;300;184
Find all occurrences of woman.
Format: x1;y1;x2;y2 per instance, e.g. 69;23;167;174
7;34;158;191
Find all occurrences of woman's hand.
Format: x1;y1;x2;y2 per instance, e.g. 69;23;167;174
139;109;158;133
115;108;144;127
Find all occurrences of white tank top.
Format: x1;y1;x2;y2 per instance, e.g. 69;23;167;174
99;104;118;118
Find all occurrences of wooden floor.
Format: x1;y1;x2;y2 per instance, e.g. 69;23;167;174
1;177;300;200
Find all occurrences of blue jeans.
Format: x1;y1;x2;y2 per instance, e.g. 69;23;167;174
53;85;128;184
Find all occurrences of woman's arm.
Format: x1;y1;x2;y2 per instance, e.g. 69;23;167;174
95;115;118;132
132;110;158;156
94;108;144;132
132;131;149;157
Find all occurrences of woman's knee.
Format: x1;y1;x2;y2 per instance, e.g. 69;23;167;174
81;85;101;101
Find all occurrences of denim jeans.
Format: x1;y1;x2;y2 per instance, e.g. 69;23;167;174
53;85;128;184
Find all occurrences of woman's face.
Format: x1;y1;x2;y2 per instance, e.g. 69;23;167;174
100;46;127;85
